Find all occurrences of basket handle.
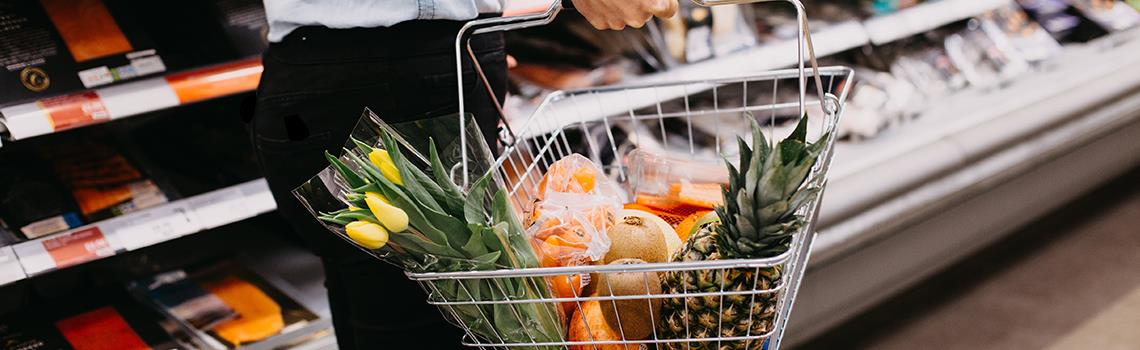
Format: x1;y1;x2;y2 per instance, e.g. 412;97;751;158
453;0;830;187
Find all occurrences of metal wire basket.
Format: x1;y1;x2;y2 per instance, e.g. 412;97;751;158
409;1;852;349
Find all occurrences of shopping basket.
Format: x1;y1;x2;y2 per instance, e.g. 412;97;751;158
403;0;853;349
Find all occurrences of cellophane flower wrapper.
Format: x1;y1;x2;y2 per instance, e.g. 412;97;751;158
292;108;564;348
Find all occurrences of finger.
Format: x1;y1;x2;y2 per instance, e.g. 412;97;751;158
609;20;627;30
586;16;609;30
506;55;518;68
627;13;652;28
651;0;679;19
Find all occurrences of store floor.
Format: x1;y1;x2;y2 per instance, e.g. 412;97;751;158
798;167;1140;350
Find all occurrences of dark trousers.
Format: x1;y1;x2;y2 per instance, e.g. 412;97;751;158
250;20;507;350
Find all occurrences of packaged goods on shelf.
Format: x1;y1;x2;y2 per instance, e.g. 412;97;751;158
944;23;1031;87
751;0;862;42
0;291;186;350
655;2;755;64
54;305;181;350
836;67;923;140
40;135;170;222
980;4;1064;64
860;0;926;15
1017;0;1110;41
0;0;166;104
0;152;84;240
0;312;75;350
1065;0;1140;31
129;260;324;350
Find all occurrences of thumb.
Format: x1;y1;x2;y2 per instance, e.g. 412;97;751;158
650;0;679;19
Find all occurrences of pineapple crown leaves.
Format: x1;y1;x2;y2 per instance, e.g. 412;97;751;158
716;114;829;258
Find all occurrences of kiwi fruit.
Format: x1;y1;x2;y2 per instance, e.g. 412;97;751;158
593;258;662;340
620;209;683;255
603;215;668;264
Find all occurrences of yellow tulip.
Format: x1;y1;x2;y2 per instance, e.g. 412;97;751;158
345;221;388;249
368;149;403;186
366;192;409;232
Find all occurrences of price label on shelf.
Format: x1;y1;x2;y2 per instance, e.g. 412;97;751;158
101;203;198;251
187;186;251;230
42;227;117;269
13;226;120;274
238;179;276;214
0;246;26;286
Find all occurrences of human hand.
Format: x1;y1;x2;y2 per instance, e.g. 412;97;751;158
570;0;679;30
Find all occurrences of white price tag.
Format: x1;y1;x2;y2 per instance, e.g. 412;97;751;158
13;239;54;275
0;246;27;285
188;186;251;230
103;202;198;251
239;179;277;214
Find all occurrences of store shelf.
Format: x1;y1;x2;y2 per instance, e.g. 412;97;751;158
0;58;262;141
6;179;275;283
515;21;868;138
863;0;1011;45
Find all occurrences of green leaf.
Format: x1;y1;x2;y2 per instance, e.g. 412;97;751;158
331;209;379;224
351;137;375;155
492;190;539;269
757;146;786;206
788;114;808;143
388;231;462;259
470;251;502;269
461;225;490;257
325;151;366;189
379;132;447;214
429;138;467;217
317;214;353;226
781;157;816;198
478;224;505;258
783;187;820;221
464;174;492;225
343;149;387;185
344;192;368;208
351;182;382;194
746;120;766;198
736;136;752;174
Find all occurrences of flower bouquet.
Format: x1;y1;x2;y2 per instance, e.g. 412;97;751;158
292;109;563;348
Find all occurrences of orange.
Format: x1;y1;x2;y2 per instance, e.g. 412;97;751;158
568;300;637;350
548;273;585;315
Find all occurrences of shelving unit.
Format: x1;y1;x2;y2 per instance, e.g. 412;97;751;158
517;20;869;137
5;179;274;284
0;58;262;141
863;0;1011;45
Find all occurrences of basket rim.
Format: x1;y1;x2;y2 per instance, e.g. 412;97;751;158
405;251;793;281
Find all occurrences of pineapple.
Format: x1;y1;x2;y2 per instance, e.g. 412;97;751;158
658;116;829;350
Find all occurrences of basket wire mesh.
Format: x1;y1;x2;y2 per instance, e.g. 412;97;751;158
409;1;853;349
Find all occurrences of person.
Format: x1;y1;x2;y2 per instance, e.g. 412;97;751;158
250;0;679;349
